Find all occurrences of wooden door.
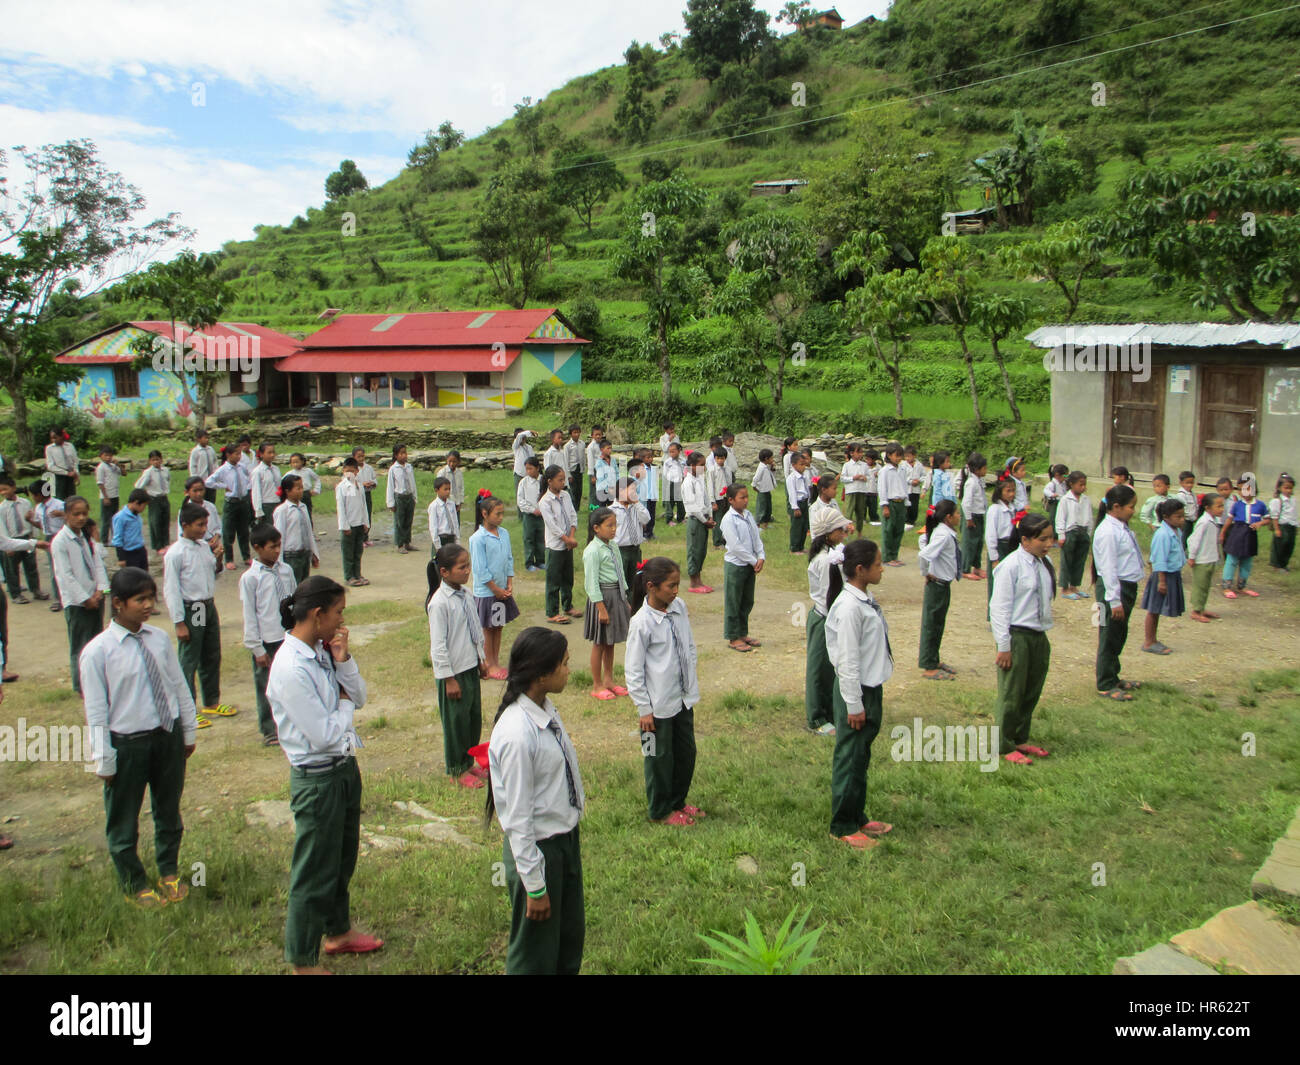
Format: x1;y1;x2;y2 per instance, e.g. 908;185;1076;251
1197;365;1262;476
1108;371;1164;477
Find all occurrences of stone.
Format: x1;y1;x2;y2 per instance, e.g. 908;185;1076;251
1251;832;1300;902
244;799;293;829
1169;901;1300;975
401;822;477;849
361;829;408;852
735;854;759;876
1112;943;1218;975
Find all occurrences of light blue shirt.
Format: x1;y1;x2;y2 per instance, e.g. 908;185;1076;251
1148;522;1187;573
931;468;957;504
594;457;616;503
111;507;144;551
469;524;515;598
721;507;765;567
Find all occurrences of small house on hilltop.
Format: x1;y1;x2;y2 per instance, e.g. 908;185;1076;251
750;179;808;198
814;9;844;29
274;308;587;414
1027;322;1300;489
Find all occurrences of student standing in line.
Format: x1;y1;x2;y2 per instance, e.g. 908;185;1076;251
347;447;375;546
206;444;254;569
288;453;321;523
928;450;957;509
720;483;764;654
658;421;680;458
1097;466;1133;524
1221;472;1270;598
51;496;109;695
1186;492;1224;622
468;495;518;679
428;477;460;555
958;452;988;580
1042;463;1069;531
1054;470;1093;600
268;575;382;974
517;456;546;572
808;471;843;529
0;475;46;603
45;427;80;500
1141;498;1187;655
985;477;1019;609
839;443;870;535
825;538;893;850
611;472;650;592
635;447;659;540
81;567;198;908
990;513;1057;765
661;440;686;525
237;434;255;476
917;499;961;681
386;444;418;554
542;429;567;491
593;439;617;508
1092;483;1144;701
1175;471;1198;552
179;476;223;566
95;445;122;536
111;489;151;573
540;465;581;625
805;509;854;734
585;426;605;506
165;501;234;722
582;506;630;699
485;626;584;975
1139;474;1172;531
250;443;282;530
785;450;811;554
1269;473;1297;571
878;443;908;566
336;457;370;587
427;546;490;787
512;428;536;490
720;430;738;484
682;451;714;594
135;450;172;558
564;425;586;513
749;448;778;529
707;446;730;549
435;450;465;524
241;524;296;746
625;555;702;826
273;474;319;583
189;429;219;505
901;445;925;528
28;481;64;613
1000;456;1030;516
0;506;51;681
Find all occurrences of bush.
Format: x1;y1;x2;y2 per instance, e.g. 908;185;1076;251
25;401;96;452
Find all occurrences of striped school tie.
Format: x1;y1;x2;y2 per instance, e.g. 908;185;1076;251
126;631;176;731
865;595;893;664
666;611;691;700
547;719;582;811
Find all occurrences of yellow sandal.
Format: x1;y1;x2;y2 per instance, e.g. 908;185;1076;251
202;704;238;717
195;714;212;729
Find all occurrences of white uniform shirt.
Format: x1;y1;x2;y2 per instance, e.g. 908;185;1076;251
428;496;460;540
273;500;317;555
335;477;368;530
878;463;907;502
961;472;987;516
543;445;567;481
135;465;170;497
986;501;1015;563
296;466;322;497
751;464;777;493
612;501;649;547
1270;495;1298;527
807;549;841;616
1043;478;1068;505
427;582;486;678
45;441;79;477
720;506;764;566
239;560;296;653
250;462;282;512
1186;512;1221;564
1092;514;1144;605
435;464;465;506
267;634;366;767
624;597;699;718
177;499;221;544
80;621;198;775
809;497;844;529
825;583;893;712
488;694;585;894
841;460;869;494
51;526;110;605
1054;491;1093;538
1175;486;1198;523
539;490;577;551
585;438;602;476
989;547;1055;652
385;461;417;506
356;462;377;491
563;438;585;475
95;461;121;501
658;432;680;456
706;462;728;507
189;444;218;481
723;445;737;481
516;475;542;516
785;470;810;512
918;522;960;582
205;461;250;500
512;431;535;477
162;534;218;621
683;471;711;522
0;498;31;539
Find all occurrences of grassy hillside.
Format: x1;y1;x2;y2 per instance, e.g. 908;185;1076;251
89;0;1300;426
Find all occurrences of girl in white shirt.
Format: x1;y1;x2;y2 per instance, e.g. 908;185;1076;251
825;538;892;850
805;509;853;734
288;453;321;521
957;452;989;579
985;478;1018;585
1187;492;1224;622
682;452;714;594
427;546;489;788
720;484;764;652
1054;471;1092;599
662;441;686;525
750;448;778;528
1091;484;1143;700
1268;473;1296;571
918;500;961;680
625;556;703;825
485;626;585;975
386;444;417;553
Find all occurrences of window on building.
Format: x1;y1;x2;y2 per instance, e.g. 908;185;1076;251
466;372;490;387
228;369;245;394
113;365;140;398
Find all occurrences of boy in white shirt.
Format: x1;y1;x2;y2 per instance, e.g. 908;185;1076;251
435;450;465;522
351;447;378;545
429;477;460;554
662;441;686;525
240;524;297;745
336;458;370;586
516;457;545;571
164;501;231;719
511;427;535;489
95;445;122;535
750;448;778;528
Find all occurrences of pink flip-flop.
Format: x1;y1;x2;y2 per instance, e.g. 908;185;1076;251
324;932;384;955
1242;588;1260;597
1016;744;1050;758
487;668;508;680
861;821;893;837
1004;751;1034;765
610;685;629;696
591;689;617;700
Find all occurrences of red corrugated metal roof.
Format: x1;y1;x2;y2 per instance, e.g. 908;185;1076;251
296;308;587;349
274;347;522;373
55;321;301;364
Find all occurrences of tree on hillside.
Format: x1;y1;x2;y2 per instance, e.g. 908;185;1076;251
550;138;627;232
122;250;230;431
776;1;813;30
970;294;1030;424
614;172;708;400
471;159;568;308
998;219;1106;323
1101;139;1300;323
435;120;465;152
0;140;188;458
615;41;658;145
919;236;983;427
406;131;441;191
513;98;544;156
682;0;772;83
967;112;1095;229
325;159;368;201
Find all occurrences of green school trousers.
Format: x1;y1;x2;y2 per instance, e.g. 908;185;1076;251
147;495;171;551
341;526;366;582
918;578;951;670
223;495;253;564
961;514;985;572
285;756;361;967
545;547;575;615
2;548;40;597
788;506;809;552
753;490;773;526
1095;574;1137;692
177;598;221;708
1061;527;1090;587
65;601;105;695
521;512;545;569
995;626;1050;753
804;609;834;729
723;561;755;640
848;492;869;533
829;682;883;838
252;639;283;739
103;722;187;894
881;500;906;562
100;498;119;540
619;544;641;593
711;503;726;547
431;534;457;560
1271;524;1296;568
283;549;311;584
436;667;482;776
392;492;415;549
257;503;277;530
642;706;696;821
1189;561;1216;612
503;826;584;975
686;517;709;578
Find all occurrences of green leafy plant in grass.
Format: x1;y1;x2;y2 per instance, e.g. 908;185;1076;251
693;907;824;975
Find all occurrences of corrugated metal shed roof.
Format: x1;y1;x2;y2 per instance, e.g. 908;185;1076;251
1025;323;1300;350
297;308;585;349
274;347;521;373
55;321;301;364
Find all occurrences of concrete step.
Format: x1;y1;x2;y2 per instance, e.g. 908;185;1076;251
1169;901;1300;975
1251;809;1300;903
1113;942;1218;975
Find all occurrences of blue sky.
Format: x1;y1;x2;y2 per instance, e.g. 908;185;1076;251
0;0;891;252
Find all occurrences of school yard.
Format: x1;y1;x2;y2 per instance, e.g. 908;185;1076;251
1;465;1298;974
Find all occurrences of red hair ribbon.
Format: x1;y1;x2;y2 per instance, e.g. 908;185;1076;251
477;487;491;499
636;559;647;571
926;504;936;517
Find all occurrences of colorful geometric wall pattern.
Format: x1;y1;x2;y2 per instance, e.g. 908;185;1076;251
529;315;577;341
